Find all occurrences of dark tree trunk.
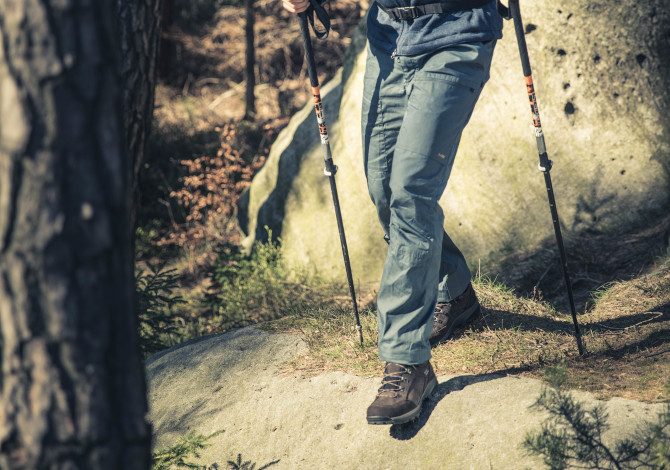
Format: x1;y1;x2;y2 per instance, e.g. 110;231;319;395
158;0;175;80
116;0;164;233
244;0;256;120
0;1;150;468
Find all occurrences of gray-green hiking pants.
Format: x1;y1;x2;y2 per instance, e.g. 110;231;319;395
362;40;495;365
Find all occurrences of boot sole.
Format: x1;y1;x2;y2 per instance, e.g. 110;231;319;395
429;302;481;347
366;376;437;425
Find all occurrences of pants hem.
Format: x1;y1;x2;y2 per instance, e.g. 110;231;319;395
437;276;471;303
378;350;431;366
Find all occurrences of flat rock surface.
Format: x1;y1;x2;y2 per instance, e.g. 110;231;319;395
147;328;664;469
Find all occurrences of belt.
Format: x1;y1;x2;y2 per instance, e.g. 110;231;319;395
377;0;498;21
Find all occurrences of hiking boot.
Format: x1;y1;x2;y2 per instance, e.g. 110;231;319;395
366;362;437;425
429;283;481;347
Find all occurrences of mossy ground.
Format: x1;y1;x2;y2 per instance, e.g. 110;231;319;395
262;257;670;402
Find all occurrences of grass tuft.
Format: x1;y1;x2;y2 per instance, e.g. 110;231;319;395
204;235;340;328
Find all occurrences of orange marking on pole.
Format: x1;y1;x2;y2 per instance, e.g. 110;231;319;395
524;74;542;127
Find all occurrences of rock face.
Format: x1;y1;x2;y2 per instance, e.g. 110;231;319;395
239;1;670;284
147;328;665;469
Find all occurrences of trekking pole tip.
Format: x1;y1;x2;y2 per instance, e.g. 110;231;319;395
356;325;363;347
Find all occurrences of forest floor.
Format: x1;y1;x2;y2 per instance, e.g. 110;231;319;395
136;0;365;348
138;0;364;286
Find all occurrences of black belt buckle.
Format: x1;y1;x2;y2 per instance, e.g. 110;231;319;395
391;5;420;20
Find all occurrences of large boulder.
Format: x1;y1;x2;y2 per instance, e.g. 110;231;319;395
147;328;666;468
239;1;670;284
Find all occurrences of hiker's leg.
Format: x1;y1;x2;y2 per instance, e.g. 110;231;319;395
377;41;496;365
436;229;472;302
363;41;478;302
362;42;406;241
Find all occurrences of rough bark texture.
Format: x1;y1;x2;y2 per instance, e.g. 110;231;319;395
0;1;150;468
116;0;163;230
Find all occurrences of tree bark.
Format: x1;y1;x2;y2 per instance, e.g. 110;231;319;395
0;1;150;468
116;0;164;232
244;0;256;121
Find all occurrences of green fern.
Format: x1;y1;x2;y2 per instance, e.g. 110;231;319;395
136;264;186;354
152;432;279;470
152;432;214;470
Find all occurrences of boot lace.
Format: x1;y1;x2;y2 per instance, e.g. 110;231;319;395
434;302;449;325
377;363;415;398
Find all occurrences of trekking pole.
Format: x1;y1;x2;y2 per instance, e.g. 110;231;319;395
502;0;586;355
297;7;364;346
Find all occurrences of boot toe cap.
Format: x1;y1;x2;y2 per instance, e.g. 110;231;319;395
366;398;415;420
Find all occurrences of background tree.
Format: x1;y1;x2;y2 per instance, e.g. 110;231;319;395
117;0;164;232
0;1;150;467
244;0;256;120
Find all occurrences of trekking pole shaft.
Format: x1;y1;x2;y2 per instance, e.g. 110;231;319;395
298;14;364;346
508;0;585;355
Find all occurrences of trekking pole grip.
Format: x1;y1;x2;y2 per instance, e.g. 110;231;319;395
298;12;320;88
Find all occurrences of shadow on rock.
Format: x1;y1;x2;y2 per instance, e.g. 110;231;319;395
477;307;669;336
389;372;505;440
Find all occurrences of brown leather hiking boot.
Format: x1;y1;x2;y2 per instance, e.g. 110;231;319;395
366;362;437;425
429;283;481;347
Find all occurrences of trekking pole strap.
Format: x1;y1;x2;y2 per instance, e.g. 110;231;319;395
497;0;511;19
378;0;509;21
305;0;331;39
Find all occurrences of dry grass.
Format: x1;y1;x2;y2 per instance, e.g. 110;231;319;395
263;257;670;402
157;0;365;124
143;0;365;272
